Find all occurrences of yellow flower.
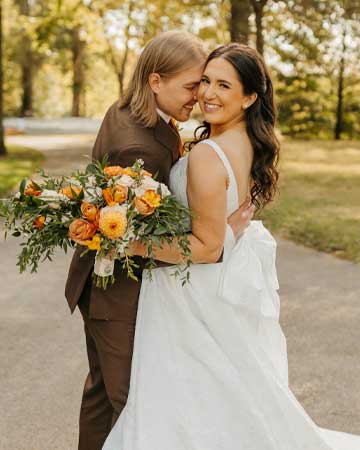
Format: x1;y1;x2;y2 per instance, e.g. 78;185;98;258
99;207;127;240
134;197;155;216
102;185;128;206
113;185;128;204
102;188;116;206
25;181;42;197
123;167;137;178
84;234;102;251
60;185;83;199
34;215;46;230
134;190;161;216
142;190;161;208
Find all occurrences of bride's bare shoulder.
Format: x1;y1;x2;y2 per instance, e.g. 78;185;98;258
187;141;228;180
188;140;220;163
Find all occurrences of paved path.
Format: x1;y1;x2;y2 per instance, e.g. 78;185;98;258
7;134;96;175
1;135;359;449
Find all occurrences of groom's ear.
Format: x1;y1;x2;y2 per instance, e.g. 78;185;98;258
148;73;162;94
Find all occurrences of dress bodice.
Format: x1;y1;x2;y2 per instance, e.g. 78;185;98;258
168;155;189;211
169;139;239;218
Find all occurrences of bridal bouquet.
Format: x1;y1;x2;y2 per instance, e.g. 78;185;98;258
0;157;192;289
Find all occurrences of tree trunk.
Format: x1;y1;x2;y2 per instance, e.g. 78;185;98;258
229;0;251;43
20;45;33;116
71;28;85;117
118;31;131;99
118;73;124;99
0;2;6;156
117;1;134;99
251;0;267;55
17;0;33;117
335;28;346;140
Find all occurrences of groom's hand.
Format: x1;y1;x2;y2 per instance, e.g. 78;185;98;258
227;196;256;239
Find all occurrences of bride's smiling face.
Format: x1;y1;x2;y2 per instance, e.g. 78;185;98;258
198;57;253;127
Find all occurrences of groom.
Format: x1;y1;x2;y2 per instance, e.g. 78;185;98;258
65;30;254;450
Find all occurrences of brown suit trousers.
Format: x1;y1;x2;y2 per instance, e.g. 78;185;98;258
65;103;180;450
77;273;139;450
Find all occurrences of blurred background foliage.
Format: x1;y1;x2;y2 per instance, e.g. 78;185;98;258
1;0;359;140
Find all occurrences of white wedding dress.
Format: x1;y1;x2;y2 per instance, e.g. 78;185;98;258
103;139;360;450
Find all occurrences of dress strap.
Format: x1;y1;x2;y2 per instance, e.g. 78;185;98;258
201;139;239;214
202;139;238;190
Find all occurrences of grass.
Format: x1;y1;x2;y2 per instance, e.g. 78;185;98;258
0;145;44;197
258;140;360;264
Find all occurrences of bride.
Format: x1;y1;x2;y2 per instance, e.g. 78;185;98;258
102;43;360;449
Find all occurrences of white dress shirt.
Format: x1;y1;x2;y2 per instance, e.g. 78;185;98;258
156;108;171;124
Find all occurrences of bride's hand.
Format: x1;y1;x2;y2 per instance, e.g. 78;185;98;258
127;240;147;257
227;196;256;239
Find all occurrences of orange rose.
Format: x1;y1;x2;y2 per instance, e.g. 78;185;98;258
113;185;128;204
81;202;99;224
134;190;161;216
102;188;116;206
60;185;83;199
34;215;46;230
69;219;97;245
134;196;155;216
102;186;128;206
25;181;41;197
103;166;124;178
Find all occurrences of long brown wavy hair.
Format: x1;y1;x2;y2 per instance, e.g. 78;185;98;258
187;44;280;209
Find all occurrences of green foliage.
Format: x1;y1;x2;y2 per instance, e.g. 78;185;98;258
259;139;360;263
265;0;360;139
1;156;193;287
276;74;335;139
2;0;359;136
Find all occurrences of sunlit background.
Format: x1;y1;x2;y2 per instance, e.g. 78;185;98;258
2;0;359;139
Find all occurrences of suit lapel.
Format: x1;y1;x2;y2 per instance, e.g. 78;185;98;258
154;116;180;163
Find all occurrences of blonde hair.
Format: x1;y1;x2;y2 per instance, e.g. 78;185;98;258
120;30;206;127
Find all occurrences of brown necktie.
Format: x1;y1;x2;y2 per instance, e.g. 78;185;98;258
169;118;184;157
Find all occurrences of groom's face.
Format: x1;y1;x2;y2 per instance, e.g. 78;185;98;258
150;62;204;122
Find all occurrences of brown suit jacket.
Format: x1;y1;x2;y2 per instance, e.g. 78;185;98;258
65;102;180;319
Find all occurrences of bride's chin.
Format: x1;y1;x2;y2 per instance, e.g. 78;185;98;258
202;116;225;125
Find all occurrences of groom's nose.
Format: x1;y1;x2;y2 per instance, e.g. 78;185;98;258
193;87;200;102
